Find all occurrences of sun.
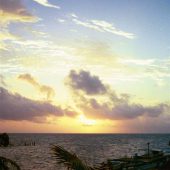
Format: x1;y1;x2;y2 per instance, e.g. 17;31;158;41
78;114;96;126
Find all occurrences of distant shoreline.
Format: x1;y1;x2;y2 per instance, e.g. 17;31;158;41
6;133;170;135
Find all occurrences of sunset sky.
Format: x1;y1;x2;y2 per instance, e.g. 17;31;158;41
0;0;170;133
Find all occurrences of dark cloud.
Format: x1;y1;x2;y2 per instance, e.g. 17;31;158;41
112;103;169;119
0;0;31;16
18;74;55;100
66;70;107;95
0;0;37;24
81;98;169;120
0;87;76;122
67;70;170;120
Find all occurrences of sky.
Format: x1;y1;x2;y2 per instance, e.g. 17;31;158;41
0;0;170;133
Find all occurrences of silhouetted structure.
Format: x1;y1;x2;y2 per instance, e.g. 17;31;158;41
0;133;9;147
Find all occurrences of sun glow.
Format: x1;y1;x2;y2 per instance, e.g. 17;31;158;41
78;114;96;126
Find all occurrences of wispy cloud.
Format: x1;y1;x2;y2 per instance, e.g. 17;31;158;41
0;30;18;50
32;0;60;9
18;73;55;100
71;14;135;39
0;0;39;50
13;39;49;48
57;19;65;23
70;13;78;18
119;59;155;66
119;58;170;86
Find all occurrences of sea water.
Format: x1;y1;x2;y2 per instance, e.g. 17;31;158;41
0;134;170;170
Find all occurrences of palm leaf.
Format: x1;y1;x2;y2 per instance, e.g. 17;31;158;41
0;156;21;170
51;145;94;170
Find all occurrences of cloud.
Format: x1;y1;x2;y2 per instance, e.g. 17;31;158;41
31;30;47;37
18;74;55;100
72;41;118;65
13;39;49;48
0;87;62;121
67;70;170;120
57;19;65;23
0;31;18;50
120;59;155;66
0;0;38;25
32;0;60;9
66;70;107;95
80;94;170;121
0;75;7;86
0;87;77;122
87;98;169;120
119;58;170;86
70;13;78;18
0;0;38;50
71;15;135;39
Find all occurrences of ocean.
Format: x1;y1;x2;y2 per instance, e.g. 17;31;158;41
0;134;170;170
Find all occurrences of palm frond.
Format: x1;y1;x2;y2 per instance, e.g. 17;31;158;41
51;145;94;170
0;156;21;170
